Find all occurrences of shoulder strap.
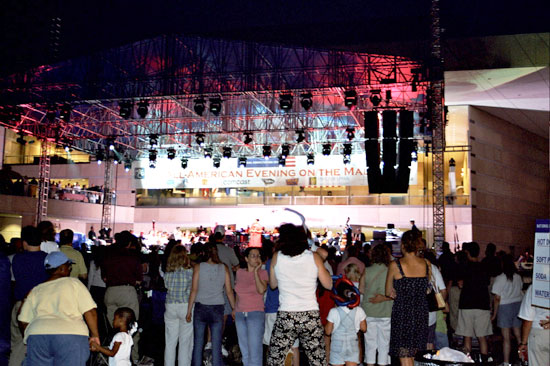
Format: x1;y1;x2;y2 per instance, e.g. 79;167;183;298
396;259;405;277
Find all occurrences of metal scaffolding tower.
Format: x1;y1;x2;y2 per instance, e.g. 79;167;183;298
100;157;115;231
35;141;51;225
430;0;446;249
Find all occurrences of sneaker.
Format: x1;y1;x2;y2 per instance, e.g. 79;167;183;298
204;342;212;350
221;345;229;357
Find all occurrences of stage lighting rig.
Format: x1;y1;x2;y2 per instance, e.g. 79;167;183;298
346;127;355;141
238;157;247;167
296;130;305;143
344;90;358;108
46;105;57;122
119;101;133;119
60;104;72;122
137;100;149;118
243;132;253;145
369;90;382;107
307;153;315;165
222;146;232;159
209;98;222;116
124;160;132;172
343;143;352;158
107;139;116;151
278;155;286;167
300;93;313;111
149;149;157;162
195;133;205;146
181;158;188;169
385;90;392;101
149;134;158;147
279;94;293;111
281;144;290;158
96;150;104;165
213;157;221;168
194;98;206;116
343;156;351;165
167;148;176;160
322;143;331;156
204;147;213;159
262;145;271;159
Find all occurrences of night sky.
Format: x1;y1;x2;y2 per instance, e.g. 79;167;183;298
1;0;548;76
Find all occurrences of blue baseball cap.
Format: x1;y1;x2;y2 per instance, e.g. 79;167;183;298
44;252;74;269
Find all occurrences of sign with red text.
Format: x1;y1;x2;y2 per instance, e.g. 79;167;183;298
132;155;418;189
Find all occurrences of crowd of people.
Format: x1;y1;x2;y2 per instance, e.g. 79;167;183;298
0;221;548;366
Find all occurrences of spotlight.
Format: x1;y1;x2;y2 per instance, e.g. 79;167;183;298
300;93;313;111
411;151;418;162
149;134;158;147
343;156;351;165
124;160;132;172
243;132;253;145
107;139;116;151
64;145;71;153
279;94;293;111
343;143;352;157
222;146;232;159
181;158;188;169
307;153;315;165
194;98;206;116
149;160;156;169
346;127;355;141
262;145;271;159
167;148;176;160
278;155;286;167
137;100;149;118
60;104;72;122
322;143;331;156
195;133;205;146
149;149;157;162
344;90;358;108
46;105;57;122
96;150;104;165
369;90;382;107
204;147;212;159
119;101;133;119
209;98;222;116
385;90;392;101
281;144;290;158
238;157;247;167
16;132;26;145
213;157;221;168
296;130;305;143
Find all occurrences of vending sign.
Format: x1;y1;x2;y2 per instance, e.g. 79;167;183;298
533;219;550;309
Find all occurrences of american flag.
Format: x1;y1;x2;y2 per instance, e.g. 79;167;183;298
285;156;296;167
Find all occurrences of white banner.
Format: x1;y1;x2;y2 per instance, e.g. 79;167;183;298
533;219;550;309
132;155;418;189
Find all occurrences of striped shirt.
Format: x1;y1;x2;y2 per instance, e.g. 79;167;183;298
165;268;193;304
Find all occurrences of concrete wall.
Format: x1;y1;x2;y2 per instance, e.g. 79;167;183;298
468;106;549;253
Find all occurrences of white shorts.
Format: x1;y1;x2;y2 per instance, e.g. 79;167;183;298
364;317;391;365
264;312;299;348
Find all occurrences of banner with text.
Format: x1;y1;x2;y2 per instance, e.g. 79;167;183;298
533;219;550;309
133;155;418;189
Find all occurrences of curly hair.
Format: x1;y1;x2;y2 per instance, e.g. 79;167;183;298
401;230;424;254
166;245;192;272
371;244;391;265
277;223;308;257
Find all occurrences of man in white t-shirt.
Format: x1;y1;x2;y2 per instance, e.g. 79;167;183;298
517;285;549;366
37;221;59;254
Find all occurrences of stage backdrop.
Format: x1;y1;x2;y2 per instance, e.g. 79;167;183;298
132;155;418;189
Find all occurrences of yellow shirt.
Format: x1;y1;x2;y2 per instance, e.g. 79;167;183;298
18;277;96;342
59;245;88;278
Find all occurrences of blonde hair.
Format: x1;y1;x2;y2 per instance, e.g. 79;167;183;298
344;263;361;282
166;245;191;272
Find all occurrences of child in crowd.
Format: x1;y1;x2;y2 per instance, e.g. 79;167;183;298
90;307;137;366
325;278;367;366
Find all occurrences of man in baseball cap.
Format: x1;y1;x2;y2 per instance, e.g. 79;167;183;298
44;251;74;270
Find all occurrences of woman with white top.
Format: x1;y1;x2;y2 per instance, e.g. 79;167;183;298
267;223;332;366
491;254;523;366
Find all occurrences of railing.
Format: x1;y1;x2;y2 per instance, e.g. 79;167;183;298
0;187;105;204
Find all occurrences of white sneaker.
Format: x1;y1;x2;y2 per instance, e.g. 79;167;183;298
221;345;229;357
204;342;212;350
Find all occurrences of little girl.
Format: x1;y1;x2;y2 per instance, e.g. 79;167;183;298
90;307;137;366
325;278;367;366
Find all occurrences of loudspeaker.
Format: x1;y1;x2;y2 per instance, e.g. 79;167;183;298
364;111;379;139
382;139;397;192
399;110;414;138
382;110;397;138
395;139;414;193
365;140;382;194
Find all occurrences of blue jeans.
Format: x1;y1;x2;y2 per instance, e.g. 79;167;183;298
235;311;265;366
25;335;90;366
192;303;224;366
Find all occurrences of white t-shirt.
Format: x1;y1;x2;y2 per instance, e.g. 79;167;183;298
275;250;318;311
109;332;133;366
327;306;367;333
518;285;549;330
491;273;523;304
429;264;446;326
40;240;59;254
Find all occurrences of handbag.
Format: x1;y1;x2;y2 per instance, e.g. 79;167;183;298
426;260;445;311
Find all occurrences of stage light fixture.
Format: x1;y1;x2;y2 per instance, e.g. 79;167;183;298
137;100;149;118
322;143;331;156
385;90;392;101
344;90;358;108
213;157;221;168
222;146;232;159
60;104;72;122
209;98;222;116
64;145;71;153
346;127;355;141
296;129;305;143
107;139;116;151
149;149;157;162
279;94;293;111
243;132;253;145
195;133;205;146
369;90;382;107
343;156;351;165
300;93;313;111
307;153;315;165
119;101;133;119
124;160;132;172
149;134;158;147
181;158;188;169
343;143;352;158
96;150;104;165
262;145;271;159
278;155;286;167
16;132;26;145
411;151;418;162
167;148;176;160
238;157;247;168
46;105;57;122
194;98;206;116
281;144;290;158
204;147;212;159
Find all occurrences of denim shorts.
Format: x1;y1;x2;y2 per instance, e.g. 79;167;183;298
497;302;522;328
